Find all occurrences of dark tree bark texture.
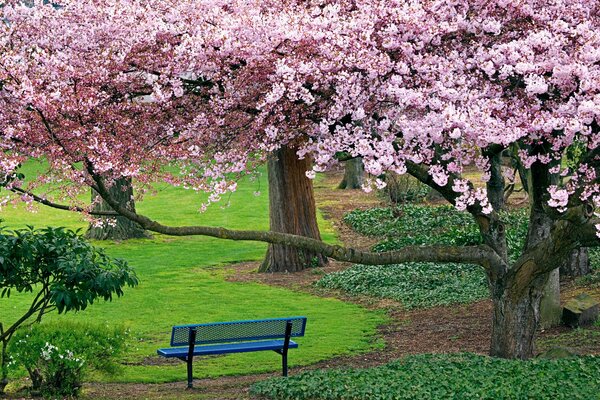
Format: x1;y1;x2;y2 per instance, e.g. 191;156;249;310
260;146;327;273
338;157;364;189
560;248;591;279
85;177;150;240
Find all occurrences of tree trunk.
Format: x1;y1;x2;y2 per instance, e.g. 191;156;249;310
490;272;548;359
487;152;505;211
539;269;561;329
85;177;150;240
526;158;562;329
338;157;364;190
0;336;7;395
560;248;591;279
260;146;327;273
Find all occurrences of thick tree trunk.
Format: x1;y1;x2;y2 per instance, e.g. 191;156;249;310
560;248;591;279
338;157;364;189
85;177;150;240
260;146;327;273
527;157;562;328
490;273;548;359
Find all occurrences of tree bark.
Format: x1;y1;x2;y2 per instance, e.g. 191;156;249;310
560;248;591;279
85;177;150;240
539;269;561;329
338;157;364;189
487;152;505;211
260;146;327;273
526;155;562;329
490;272;548;359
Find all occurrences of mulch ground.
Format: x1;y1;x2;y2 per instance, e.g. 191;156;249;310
31;171;600;399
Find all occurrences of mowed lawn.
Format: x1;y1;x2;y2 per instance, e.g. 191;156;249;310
0;162;385;383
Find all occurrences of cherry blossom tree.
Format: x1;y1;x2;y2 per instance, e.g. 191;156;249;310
1;0;599;359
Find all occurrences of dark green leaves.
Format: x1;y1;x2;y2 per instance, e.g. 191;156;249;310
0;226;138;314
251;353;600;400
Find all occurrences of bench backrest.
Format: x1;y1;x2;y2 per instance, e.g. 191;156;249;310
170;316;307;346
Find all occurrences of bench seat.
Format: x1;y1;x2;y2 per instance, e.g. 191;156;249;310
157;339;298;358
157;316;307;388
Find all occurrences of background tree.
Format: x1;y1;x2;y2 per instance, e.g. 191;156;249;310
85;178;150;241
0;226;138;393
1;0;599;360
338;157;364;190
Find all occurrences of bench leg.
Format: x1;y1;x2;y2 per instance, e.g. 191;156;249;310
187;358;193;389
282;352;288;377
186;328;197;389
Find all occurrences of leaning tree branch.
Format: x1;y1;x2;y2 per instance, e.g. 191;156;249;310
405;160;484;216
405;159;509;266
85;166;506;271
7;187;118;216
510;216;600;294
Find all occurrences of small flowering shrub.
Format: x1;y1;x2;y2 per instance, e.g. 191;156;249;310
32;342;84;397
8;322;128;397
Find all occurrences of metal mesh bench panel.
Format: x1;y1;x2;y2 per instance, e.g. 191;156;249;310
170;317;307;346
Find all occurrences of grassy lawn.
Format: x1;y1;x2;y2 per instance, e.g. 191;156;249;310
0;163;385;384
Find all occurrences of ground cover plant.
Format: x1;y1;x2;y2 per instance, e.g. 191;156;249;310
317;263;488;309
316;205;529;308
0;165;385;387
251;353;600;400
343;205;529;261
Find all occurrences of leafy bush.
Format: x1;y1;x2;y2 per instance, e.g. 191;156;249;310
590;248;600;271
315;263;488;309
251;353;600;400
384;174;429;204
0;226;137;393
8;322;128;397
24;342;84;398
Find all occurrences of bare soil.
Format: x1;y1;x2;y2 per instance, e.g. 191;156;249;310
12;171;600;400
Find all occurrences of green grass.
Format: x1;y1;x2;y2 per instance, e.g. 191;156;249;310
251;353;600;400
0;162;385;383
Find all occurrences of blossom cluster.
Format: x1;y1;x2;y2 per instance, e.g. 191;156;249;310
0;0;598;225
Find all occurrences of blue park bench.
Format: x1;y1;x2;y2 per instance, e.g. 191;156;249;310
157;316;307;388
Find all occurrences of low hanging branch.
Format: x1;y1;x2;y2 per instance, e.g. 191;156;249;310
7;187;119;217
86;168;505;271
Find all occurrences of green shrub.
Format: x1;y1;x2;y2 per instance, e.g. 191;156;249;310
384;174;429;204
8;322;128;397
590;248;600;271
27;342;84;398
315;263;488;309
251;353;600;400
